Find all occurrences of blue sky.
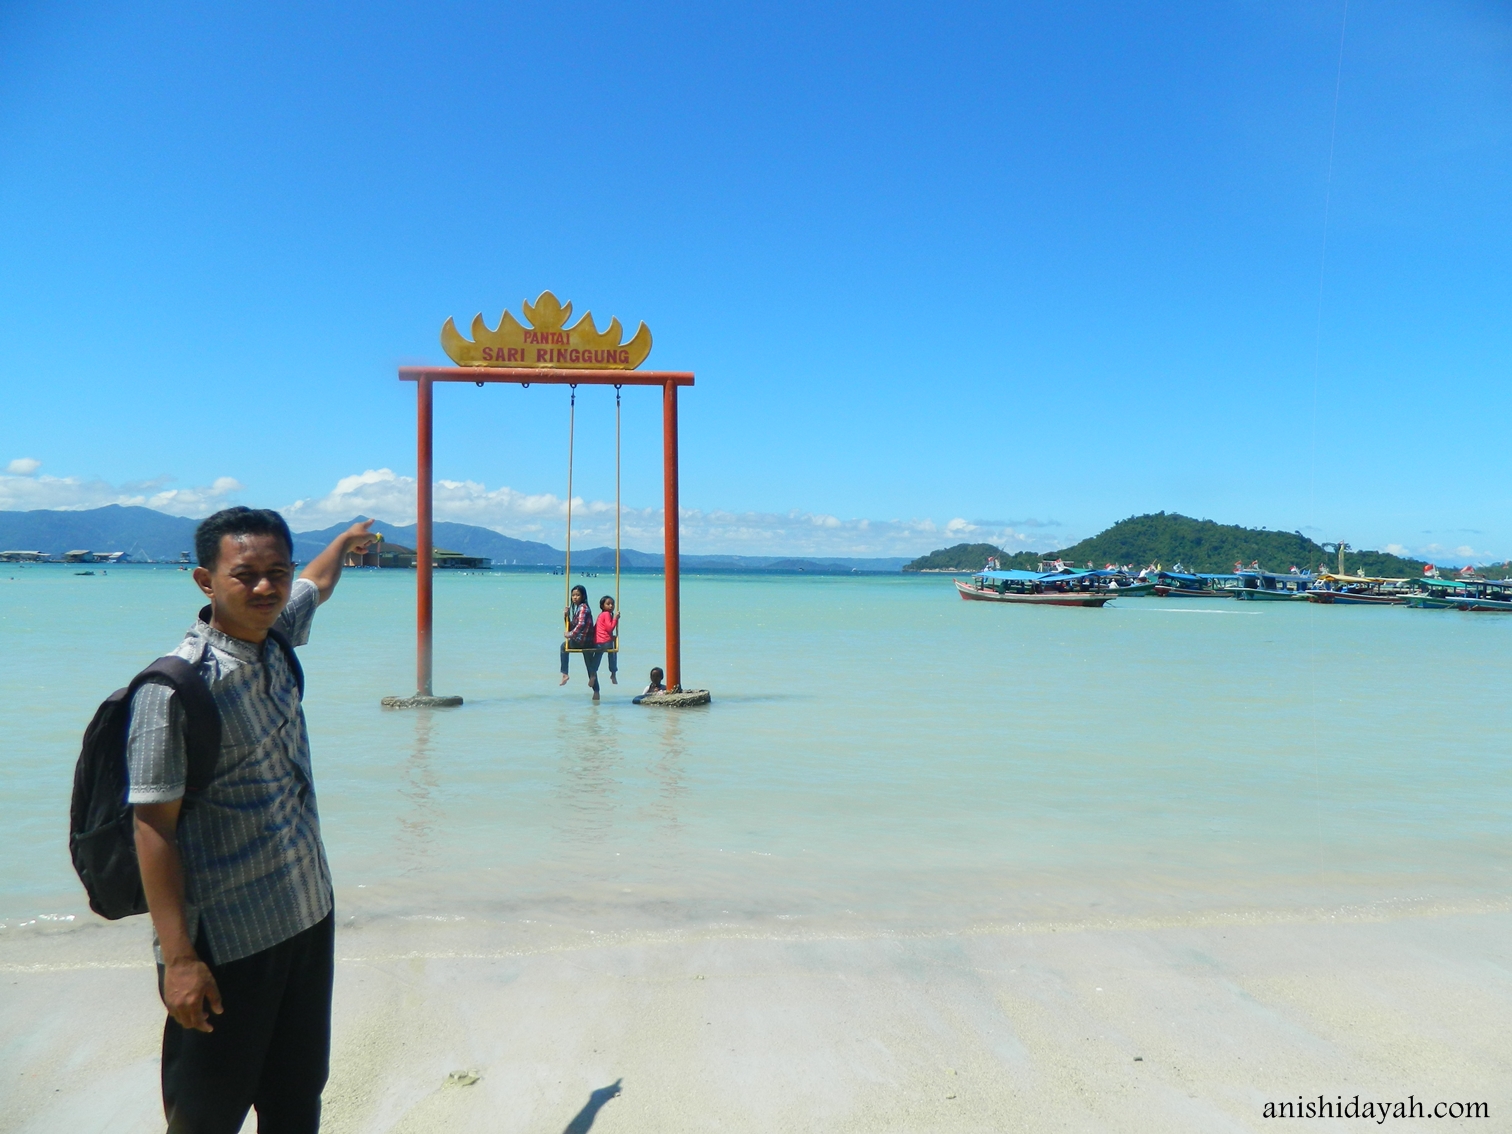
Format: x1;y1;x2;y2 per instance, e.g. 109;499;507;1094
1;2;1507;559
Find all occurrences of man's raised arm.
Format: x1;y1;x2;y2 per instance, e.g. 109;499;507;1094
299;520;375;604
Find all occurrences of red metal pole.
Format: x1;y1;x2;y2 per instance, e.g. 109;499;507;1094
417;375;435;697
662;379;682;690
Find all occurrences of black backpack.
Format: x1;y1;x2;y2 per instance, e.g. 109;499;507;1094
68;625;303;920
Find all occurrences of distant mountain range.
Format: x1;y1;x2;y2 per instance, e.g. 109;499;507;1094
0;505;200;561
288;518;562;567
904;513;1458;577
0;506;911;573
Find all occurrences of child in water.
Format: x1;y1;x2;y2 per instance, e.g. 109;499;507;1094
595;596;620;684
630;666;667;704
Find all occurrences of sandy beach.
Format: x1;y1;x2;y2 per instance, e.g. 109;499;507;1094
5;900;1507;1133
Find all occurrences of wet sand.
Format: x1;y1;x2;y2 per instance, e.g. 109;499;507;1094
4;905;1508;1133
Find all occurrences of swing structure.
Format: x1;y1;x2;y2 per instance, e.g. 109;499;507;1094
383;291;708;709
561;384;620;658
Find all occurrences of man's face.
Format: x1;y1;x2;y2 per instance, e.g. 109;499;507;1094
192;533;293;640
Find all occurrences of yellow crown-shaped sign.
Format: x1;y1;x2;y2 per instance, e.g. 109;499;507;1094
441;291;652;370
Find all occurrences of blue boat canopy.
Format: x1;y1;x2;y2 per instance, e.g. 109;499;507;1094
974;569;1101;582
1153;570;1203;584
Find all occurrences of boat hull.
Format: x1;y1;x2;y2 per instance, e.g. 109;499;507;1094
1233;588;1307;601
1304;591;1404;606
1404;592;1512;611
955;580;1113;607
1153;585;1232;598
1456;597;1512;612
1404;594;1455;610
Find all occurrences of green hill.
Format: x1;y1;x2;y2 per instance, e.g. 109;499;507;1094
1051;513;1321;573
1344;548;1432;579
904;513;1432;576
901;543;1015;571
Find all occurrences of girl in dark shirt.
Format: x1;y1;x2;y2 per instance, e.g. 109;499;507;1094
559;585;598;691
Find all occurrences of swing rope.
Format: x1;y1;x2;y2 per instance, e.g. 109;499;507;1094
614;384;621;649
562;384;623;653
564;385;575;633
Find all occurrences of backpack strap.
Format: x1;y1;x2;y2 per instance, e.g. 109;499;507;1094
127;656;221;797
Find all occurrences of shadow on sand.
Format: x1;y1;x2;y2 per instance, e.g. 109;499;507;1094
562;1079;622;1134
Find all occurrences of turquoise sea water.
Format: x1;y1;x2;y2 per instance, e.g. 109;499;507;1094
3;565;1509;937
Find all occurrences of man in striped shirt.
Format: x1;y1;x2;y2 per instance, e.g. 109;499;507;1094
128;507;373;1134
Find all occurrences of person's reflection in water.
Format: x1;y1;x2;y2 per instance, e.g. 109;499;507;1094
645;711;688;837
398;710;441;875
552;705;622;847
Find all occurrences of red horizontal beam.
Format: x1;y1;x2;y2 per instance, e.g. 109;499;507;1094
400;366;693;387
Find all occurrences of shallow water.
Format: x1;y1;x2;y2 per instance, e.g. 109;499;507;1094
4;565;1509;940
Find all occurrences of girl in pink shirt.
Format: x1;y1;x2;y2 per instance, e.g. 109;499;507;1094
594;595;620;684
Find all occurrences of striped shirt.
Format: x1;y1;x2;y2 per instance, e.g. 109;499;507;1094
126;578;331;964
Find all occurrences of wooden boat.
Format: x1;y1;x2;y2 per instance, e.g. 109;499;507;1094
1404;576;1468;610
1404;593;1455;609
1303;573;1407;605
1456;595;1512;612
1407;575;1512;612
1151;571;1236;598
1304;590;1403;605
955;571;1114;607
1233;570;1312;601
1054;567;1156;596
1234;586;1305;601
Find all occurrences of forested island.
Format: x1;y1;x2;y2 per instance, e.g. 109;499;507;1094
904;513;1452;577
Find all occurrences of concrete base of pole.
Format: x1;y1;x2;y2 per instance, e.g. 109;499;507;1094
381;694;465;709
632;689;711;707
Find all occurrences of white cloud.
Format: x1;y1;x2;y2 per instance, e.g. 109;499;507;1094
1416;542;1496;565
0;470;242;516
672;508;1053;556
1384;543;1408;556
1;460;1077;557
280;469;1069;556
282;468;578;537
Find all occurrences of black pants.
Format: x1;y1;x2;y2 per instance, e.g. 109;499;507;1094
159;913;334;1134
